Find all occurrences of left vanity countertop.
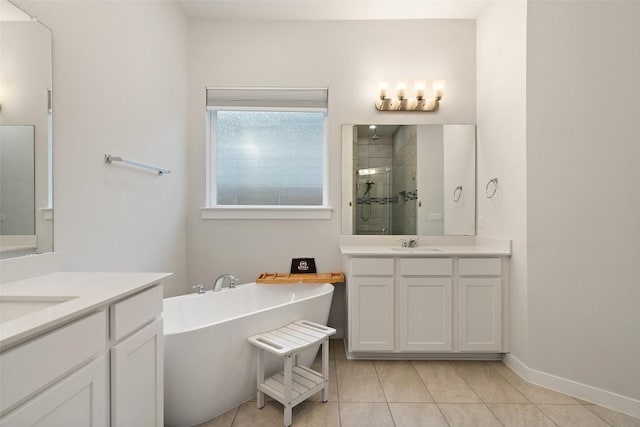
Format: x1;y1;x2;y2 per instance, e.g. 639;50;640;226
0;272;172;350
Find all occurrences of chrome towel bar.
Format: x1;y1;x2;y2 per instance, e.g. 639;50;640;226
104;154;170;176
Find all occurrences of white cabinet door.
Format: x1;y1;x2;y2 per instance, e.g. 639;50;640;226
458;278;502;351
398;277;453;351
111;318;163;427
0;356;107;427
349;277;394;351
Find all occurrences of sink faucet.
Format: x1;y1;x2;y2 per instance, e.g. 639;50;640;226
212;274;238;292
399;238;420;248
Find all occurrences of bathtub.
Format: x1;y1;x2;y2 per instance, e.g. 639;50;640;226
163;282;334;427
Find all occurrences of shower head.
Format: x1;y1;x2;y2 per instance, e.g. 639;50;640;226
368;124;381;141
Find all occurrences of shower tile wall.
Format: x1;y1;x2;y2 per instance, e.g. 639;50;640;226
354;135;392;235
392;126;417;235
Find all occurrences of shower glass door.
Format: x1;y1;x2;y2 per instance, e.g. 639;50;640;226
355;167;391;235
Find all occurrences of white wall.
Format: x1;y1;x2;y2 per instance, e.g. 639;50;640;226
527;0;640;403
187;19;476;332
476;1;528;362
16;0;189;297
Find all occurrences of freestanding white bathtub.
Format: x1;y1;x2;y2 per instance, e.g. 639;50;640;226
163;282;334;427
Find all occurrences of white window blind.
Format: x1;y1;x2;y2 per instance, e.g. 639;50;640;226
206;87;328;110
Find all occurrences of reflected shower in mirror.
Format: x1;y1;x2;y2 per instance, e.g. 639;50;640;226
0;126;35;235
343;124;476;236
0;0;53;258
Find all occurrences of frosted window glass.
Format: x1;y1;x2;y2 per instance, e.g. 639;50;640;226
216;111;324;206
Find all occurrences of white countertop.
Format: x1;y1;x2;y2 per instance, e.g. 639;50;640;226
339;235;511;256
340;245;511;256
0;272;171;350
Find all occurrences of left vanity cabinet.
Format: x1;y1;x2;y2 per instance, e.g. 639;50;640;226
110;285;163;427
0;279;165;427
0;311;109;426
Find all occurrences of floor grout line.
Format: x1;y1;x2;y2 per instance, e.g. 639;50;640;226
582;404;616;427
372;360;397;427
488;361;536;405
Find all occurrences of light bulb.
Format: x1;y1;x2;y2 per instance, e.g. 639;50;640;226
396;82;407;99
433;80;445;99
415;81;426;99
377;82;388;99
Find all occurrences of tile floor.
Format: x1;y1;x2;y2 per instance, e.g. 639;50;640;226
197;339;640;427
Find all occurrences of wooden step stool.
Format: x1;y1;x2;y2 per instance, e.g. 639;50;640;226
248;320;336;427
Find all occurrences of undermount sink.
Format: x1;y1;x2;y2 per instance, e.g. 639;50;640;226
391;247;443;252
0;296;77;323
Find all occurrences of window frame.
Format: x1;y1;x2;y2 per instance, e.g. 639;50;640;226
202;96;331;220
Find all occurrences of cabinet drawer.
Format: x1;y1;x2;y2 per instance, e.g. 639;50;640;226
350;258;394;276
110;284;162;342
399;258;452;276
458;258;502;276
0;310;107;415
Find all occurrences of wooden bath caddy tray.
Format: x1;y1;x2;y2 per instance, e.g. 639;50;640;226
256;272;345;284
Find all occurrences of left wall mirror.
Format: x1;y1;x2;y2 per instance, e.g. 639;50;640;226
0;0;53;258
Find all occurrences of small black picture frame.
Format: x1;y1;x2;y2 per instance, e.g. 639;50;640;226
290;258;317;274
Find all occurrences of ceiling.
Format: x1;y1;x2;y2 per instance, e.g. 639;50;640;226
179;0;489;21
0;0;32;21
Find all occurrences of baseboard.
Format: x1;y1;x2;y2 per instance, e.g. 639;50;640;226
503;353;640;418
347;351;502;361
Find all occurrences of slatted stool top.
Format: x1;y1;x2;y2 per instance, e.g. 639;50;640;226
248;320;336;356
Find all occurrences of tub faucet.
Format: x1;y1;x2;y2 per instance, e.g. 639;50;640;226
212;274;238;292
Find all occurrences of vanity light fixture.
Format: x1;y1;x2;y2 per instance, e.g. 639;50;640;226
375;80;445;112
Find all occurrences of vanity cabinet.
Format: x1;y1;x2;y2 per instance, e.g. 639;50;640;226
458;258;503;352
0;283;164;427
344;254;508;356
398;258;453;352
349;258;394;351
110;284;164;426
0;312;108;427
111;319;163;426
0;356;107;427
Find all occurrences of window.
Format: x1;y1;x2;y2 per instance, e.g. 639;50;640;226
203;87;330;219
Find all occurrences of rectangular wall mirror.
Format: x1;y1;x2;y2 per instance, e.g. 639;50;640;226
0;0;53;258
341;124;476;236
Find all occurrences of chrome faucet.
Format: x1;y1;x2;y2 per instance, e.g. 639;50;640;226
399;238;420;248
192;284;206;294
212;274;238;292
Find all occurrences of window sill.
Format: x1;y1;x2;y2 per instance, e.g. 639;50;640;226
200;206;333;220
